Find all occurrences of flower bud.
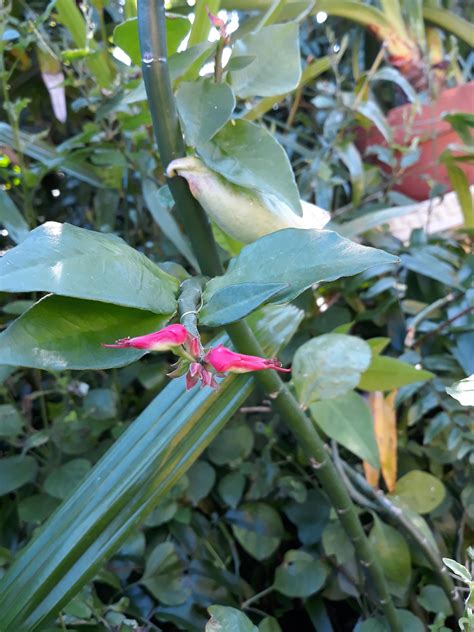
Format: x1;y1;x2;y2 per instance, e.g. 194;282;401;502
167;157;330;244
204;344;290;374
103;324;190;352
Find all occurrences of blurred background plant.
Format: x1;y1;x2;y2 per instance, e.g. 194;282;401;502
0;1;472;630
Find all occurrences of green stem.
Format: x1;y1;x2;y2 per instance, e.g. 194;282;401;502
137;3;401;629
343;462;464;620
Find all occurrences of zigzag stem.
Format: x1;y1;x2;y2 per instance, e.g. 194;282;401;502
137;1;402;628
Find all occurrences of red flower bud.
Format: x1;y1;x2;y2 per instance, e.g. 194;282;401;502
204;344;290;374
103;324;189;352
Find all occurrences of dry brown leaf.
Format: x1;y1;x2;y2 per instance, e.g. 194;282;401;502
366;390;398;492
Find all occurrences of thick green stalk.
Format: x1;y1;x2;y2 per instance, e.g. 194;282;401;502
137;2;401;629
342;462;464;619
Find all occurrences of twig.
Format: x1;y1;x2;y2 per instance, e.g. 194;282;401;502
343;462;464;618
414;305;474;348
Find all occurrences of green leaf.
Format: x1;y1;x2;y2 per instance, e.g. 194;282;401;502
0;189;29;243
423;5;474;47
185;461;216;504
18;495;60;525
44;459;92;500
446;375;474;406
391;470;446;514
0;456;38;496
274;550;327;598
198;119;302;216
322;521;355;566
0;222;178;314
176;79;235;147
207;606;258;632
369;516;411;596
0;305;301;631
284;489;330;545
371;67;417;103
203;228;398;323
258;617;282;632
442;558;472;583
310;392;379;468
0;295;170;370
200;282;289;326
358;355;433;391
113;16;190;65
207;423;254;465
292;334;371;407
400;252;461;289
417;584;453;615
54;0;113;88
230;23;301;98
218;472;246;509
336;142;364;206
141;542;188;606
230;503;284;561
142;181;199;271
83;389;118;421
0;404;24;437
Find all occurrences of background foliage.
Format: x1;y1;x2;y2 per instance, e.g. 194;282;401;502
0;1;473;630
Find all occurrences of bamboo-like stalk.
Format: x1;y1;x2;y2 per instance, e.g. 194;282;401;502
342;461;463;618
137;2;402;629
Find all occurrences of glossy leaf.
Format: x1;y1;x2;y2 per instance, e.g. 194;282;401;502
207;606;258;632
207;423;254;465
446;375;474;406
122;42;217;104
417;584;453;615
44;459;92;500
0;222;178;314
391;470;446;514
293;334;371;407
0;456;38;496
336;142;364;206
310;392;379;469
203;228;398;323
230;24;301;98
230;503;284;561
200;282;289;326
185;461;216;504
359;356;433;391
369;516;411;597
274;550;327;598
113;16;190;65
400;252;461;289
0;405;24;437
176;79;235;146
0;189;29;243
198;120;302;216
284;489;330;545
142;180;199;270
0;295;170;370
0;305;301;631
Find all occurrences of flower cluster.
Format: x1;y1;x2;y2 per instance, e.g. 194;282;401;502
103;324;290;390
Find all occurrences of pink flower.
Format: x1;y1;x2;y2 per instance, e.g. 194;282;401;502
103;324;190;352
204;344;291;374
186;362;218;390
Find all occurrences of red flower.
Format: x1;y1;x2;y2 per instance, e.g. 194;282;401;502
186;362;218;390
204;344;290;374
103;324;190;352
